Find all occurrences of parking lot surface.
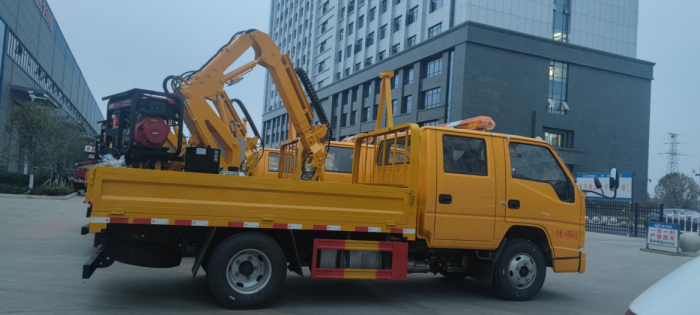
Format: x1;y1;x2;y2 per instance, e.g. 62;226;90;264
0;197;693;314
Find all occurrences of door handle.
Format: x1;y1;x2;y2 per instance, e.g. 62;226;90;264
508;199;520;209
439;194;452;204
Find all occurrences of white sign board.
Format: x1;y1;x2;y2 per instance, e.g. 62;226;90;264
647;222;679;248
576;172;632;201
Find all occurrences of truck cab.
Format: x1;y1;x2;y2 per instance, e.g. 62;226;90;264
416;126;585;272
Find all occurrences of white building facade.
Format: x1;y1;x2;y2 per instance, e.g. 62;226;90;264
262;0;639;146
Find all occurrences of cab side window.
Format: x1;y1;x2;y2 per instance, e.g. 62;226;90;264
268;153;280;172
442;135;487;175
509;142;574;202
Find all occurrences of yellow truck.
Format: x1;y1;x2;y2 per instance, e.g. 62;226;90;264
82;120;602;309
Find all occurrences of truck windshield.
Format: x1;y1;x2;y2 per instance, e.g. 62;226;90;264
325;147;353;173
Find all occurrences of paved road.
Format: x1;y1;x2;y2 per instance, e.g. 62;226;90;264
0;197;693;314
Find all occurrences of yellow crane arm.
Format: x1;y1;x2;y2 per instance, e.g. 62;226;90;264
173;29;327;179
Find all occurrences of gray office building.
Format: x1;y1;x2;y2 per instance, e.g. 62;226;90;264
262;0;653;201
0;0;104;172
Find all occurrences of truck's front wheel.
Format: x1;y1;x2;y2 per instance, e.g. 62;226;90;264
493;239;546;301
207;233;287;309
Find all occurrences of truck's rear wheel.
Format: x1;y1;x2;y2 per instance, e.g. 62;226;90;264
207;233;286;309
493;239;546;301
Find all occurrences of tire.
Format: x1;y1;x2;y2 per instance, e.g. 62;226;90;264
207;233;287;310
438;270;469;280
493;239;546;301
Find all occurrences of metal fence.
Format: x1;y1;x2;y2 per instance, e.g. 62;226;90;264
585;199;663;238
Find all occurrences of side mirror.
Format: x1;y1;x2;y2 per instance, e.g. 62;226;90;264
593;177;602;189
610;168;620;190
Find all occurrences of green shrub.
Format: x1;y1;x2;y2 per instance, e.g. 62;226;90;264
30;185;74;196
0;171;29;186
0;184;27;194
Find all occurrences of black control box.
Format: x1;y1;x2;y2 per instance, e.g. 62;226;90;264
184;147;220;174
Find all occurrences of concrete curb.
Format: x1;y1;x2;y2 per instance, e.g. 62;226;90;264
0;192;78;200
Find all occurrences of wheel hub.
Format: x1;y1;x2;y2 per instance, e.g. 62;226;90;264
507;253;536;289
226;249;272;294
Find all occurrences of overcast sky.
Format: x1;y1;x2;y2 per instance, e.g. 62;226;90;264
49;0;700;195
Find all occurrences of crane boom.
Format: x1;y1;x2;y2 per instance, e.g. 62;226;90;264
169;29;327;178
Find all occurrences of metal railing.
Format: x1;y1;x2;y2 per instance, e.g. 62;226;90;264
352;123;420;188
278;139;300;180
585;200;663;238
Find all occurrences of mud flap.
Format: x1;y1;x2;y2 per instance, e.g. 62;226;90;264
82;244;116;279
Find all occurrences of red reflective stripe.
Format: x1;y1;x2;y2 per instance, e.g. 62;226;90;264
376;270;393;279
377;241;394;251
273;223;288;229
313;268;345;279
390;228;403;234
110;217;128;224
175;220;192;226
355;227;369;232
133;218;151;225
228;222;244;228
313;225;327;230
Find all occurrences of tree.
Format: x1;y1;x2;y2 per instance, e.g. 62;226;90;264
654;172;700;209
4;101;91;187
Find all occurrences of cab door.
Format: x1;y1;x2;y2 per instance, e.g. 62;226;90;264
434;132;497;241
504;140;581;258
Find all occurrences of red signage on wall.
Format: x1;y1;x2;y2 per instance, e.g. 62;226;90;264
34;0;54;32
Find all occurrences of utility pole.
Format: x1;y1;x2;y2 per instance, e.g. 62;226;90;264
665;133;680;174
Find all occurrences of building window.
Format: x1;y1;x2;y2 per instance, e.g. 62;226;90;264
429;0;442;13
349;0;355;14
355;39;363;53
380;24;388;39
373;104;379;120
354;62;361;72
340;7;346;19
419;120;439;127
319;40;327;52
361;107;370;122
348;22;354;35
553;0;570;42
321;1;329;13
318;79;325;89
341;113;348;127
391;43;400;55
548;61;569;115
402;95;412;113
331;115;338;129
321;20;329;33
336;72;341;80
422;88;441;109
393;16;402;32
428;23;442;38
339;28;344;40
378;50;386;61
359;0;365;6
342;91;349;104
406;35;416;48
424;57;442;77
345;68;350;76
318;60;326;72
364;82;373;97
369;7;376;21
366;32;375;46
404;67;414;84
358;15;364;29
391;99;398;116
543;127;574;149
352;87;359;102
407;6;418;25
381;0;388;13
337;50;342;62
346;45;352;57
390;74;399;89
365;57;373;67
350;110;358;125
